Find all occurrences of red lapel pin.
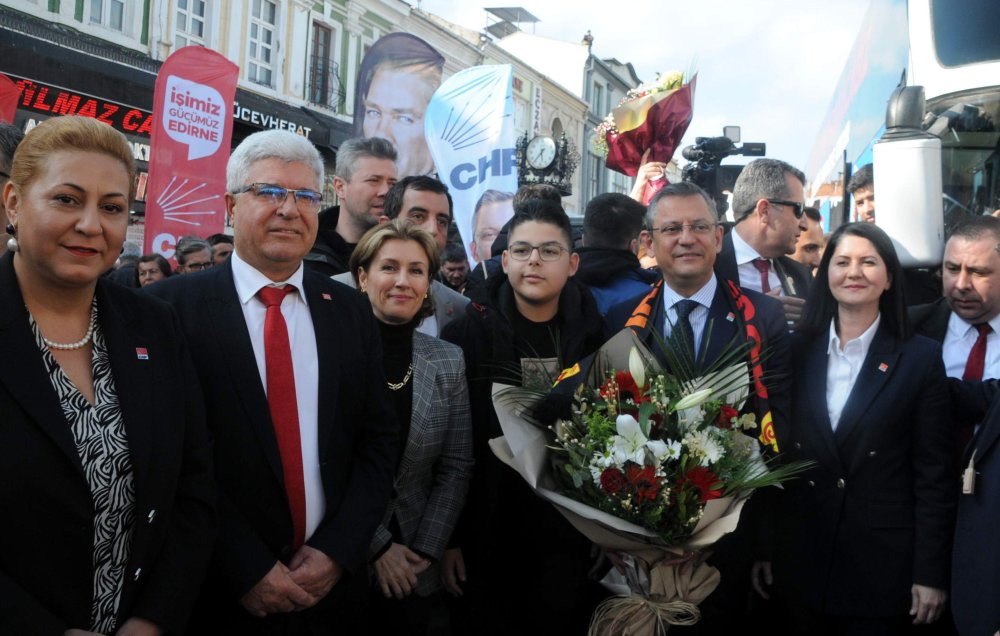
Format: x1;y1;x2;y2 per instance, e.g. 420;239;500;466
322;293;332;301
878;362;888;372
136;347;149;360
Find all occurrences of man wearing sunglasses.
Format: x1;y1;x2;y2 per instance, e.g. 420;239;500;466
716;158;813;328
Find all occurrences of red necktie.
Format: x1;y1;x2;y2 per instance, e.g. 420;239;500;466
258;285;307;549
752;258;772;294
963;323;993;381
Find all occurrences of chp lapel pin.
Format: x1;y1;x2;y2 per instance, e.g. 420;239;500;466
136;347;149;360
322;293;332;301
878;362;889;372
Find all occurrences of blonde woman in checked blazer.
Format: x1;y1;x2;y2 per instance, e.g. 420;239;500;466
350;220;474;633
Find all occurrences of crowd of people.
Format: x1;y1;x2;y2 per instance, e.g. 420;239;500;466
0;114;997;636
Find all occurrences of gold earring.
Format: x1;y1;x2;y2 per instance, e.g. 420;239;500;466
424;292;429;299
360;285;367;295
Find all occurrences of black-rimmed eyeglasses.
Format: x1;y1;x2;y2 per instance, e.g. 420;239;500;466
507;241;569;261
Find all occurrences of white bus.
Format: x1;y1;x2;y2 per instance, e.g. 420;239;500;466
805;0;1000;266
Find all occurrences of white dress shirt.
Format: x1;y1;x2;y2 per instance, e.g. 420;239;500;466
661;275;718;356
943;312;1000;380
731;227;782;295
231;251;326;540
826;314;881;432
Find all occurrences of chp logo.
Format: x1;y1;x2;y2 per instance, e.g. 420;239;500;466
163;75;225;161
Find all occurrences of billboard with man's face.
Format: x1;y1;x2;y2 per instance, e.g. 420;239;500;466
352;33;444;178
352;34;518;263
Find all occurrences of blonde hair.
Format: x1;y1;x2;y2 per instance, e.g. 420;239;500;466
11;116;137;201
349;219;440;320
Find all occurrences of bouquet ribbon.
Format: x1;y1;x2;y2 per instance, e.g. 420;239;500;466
589;555;720;635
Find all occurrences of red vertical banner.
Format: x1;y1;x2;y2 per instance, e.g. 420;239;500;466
0;73;22;123
144;47;238;259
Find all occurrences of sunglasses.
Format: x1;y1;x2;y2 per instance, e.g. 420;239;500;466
739;199;804;219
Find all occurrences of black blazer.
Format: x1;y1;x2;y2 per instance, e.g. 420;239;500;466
146;260;398;620
0;253;217;634
774;325;955;618
909;297;950;343
715;228;812;300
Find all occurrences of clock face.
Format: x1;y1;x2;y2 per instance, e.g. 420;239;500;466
527;136;557;169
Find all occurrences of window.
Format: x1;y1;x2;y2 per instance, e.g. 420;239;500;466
591;82;603;114
248;0;277;87
308;23;342;108
90;0;125;32
589;152;604;198
176;0;207;48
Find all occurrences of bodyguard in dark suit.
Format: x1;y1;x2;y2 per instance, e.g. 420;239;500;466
911;216;1000;380
949;380;1000;635
715;158;812;328
148;130;397;634
764;223;955;634
607;181;791;634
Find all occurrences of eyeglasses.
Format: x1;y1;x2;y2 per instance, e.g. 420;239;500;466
235;183;323;212
652;222;718;237
507;241;570;261
183;261;213;272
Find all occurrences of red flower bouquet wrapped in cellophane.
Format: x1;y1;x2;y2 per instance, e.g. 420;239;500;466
490;330;809;635
594;71;696;204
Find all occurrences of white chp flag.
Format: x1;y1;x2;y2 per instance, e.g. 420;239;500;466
425;65;518;262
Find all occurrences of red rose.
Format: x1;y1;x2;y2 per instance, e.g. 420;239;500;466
681;467;723;503
626;464;661;502
716;405;739;429
600;467;627;495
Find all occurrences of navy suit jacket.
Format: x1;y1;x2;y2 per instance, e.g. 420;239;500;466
715;228;812;300
606;276;792;442
0;253;216;634
948;380;1000;635
147;259;397;622
775;326;955;618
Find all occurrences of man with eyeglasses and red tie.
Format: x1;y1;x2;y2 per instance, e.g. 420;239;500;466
715;158;813;329
147;129;398;634
606;179;791;635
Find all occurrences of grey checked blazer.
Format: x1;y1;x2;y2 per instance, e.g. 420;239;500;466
370;332;474;596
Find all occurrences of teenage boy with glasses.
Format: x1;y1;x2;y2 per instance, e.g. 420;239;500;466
440;199;608;636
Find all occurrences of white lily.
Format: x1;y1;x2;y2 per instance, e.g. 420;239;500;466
628;347;646;391
674;387;715;411
611;414;648;465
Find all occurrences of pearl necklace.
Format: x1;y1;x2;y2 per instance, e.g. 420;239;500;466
43;307;97;351
387;363;414;391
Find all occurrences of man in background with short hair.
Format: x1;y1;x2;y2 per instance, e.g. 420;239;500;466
791;206;825;274
849;163;875;223
175;235;213;274
208;233;235;265
574;192;658;315
332;175;468;335
440;243;469;293
306;137;398;276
